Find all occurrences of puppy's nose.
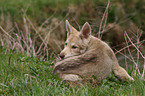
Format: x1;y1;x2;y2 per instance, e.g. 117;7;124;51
59;54;65;59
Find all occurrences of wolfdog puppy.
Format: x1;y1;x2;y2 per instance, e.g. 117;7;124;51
53;20;134;82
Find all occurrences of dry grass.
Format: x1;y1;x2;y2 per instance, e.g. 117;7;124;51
112;30;145;79
0;12;69;60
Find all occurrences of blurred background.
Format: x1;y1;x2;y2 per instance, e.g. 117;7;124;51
0;0;145;66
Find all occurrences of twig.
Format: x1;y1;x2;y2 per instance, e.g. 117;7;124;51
0;26;15;41
23;17;30;55
124;32;140;75
98;0;110;39
125;31;145;78
115;40;145;54
125;32;145;59
114;48;135;63
142;59;145;79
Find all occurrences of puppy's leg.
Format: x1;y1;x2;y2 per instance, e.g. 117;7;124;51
61;74;82;81
113;65;134;81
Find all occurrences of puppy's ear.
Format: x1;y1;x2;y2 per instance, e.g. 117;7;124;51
66;20;78;37
80;22;91;39
66;20;72;34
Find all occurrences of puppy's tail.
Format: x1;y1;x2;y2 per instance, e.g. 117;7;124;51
113;63;134;81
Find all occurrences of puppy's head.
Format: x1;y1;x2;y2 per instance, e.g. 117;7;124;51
59;20;92;59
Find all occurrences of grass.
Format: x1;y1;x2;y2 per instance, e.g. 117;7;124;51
0;0;145;95
0;49;145;96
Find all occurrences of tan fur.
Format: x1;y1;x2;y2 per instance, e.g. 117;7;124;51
53;20;134;82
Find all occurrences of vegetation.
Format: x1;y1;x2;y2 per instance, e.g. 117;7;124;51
0;0;145;56
0;0;145;95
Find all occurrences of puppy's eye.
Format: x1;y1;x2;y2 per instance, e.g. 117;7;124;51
65;43;67;46
72;45;77;49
